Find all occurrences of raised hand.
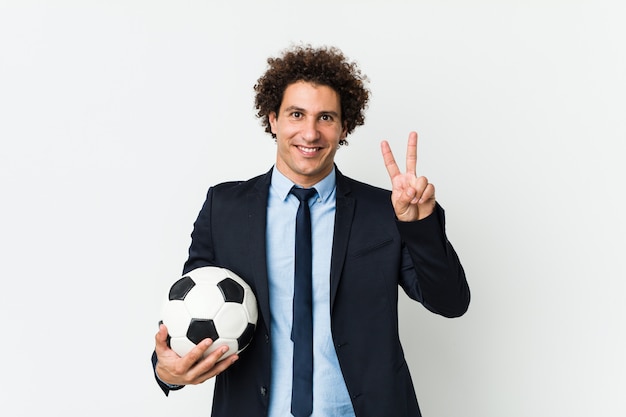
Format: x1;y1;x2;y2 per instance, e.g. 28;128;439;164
381;131;436;222
154;323;238;386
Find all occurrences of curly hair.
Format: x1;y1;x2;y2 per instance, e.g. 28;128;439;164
253;44;370;146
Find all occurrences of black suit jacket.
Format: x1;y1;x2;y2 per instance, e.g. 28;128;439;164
154;167;470;417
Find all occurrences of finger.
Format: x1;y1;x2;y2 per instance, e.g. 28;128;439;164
155;323;170;353
182;338;214;369
381;140;401;179
395;176;419;206
418;183;435;204
190;345;235;381
409;176;429;199
406;187;419;205
406;132;418;176
203;343;230;364
193;354;239;384
204;353;239;379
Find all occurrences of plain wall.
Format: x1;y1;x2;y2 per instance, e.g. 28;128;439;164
1;1;624;416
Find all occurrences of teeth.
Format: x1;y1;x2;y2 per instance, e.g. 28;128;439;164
298;146;318;153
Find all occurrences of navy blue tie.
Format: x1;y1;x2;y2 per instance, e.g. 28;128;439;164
289;186;317;417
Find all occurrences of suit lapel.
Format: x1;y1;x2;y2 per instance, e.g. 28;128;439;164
246;168;354;322
246;169;272;332
330;169;355;314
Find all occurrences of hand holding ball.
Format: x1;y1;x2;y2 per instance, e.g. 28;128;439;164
161;266;258;361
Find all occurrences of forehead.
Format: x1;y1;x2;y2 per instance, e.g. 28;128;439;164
279;81;341;113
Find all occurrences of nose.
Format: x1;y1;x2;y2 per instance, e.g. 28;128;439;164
301;118;320;142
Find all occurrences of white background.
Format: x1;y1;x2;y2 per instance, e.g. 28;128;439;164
1;1;625;416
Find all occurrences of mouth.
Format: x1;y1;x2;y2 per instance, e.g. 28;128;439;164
296;145;322;154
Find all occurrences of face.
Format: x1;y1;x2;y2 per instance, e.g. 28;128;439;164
269;81;347;188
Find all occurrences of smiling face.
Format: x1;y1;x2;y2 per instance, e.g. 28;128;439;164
269;81;347;188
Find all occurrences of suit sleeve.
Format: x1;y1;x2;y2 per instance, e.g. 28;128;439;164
395;203;470;318
183;186;219;274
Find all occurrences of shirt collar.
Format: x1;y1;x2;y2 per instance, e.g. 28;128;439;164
271;166;336;203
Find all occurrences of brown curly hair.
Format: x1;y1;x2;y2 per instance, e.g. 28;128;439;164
253;44;370;146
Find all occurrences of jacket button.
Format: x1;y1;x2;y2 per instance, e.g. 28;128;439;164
265;333;269;343
260;386;268;396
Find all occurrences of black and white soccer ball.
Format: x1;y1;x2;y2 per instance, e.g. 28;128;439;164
161;266;258;361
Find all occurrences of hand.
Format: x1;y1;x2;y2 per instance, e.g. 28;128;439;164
154;323;238;386
381;131;436;222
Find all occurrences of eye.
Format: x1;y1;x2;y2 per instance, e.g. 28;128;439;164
320;114;334;122
291;111;302;119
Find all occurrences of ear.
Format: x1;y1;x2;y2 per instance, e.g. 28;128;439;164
340;121;348;140
269;112;278;135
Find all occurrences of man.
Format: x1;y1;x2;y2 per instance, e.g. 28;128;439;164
152;44;470;417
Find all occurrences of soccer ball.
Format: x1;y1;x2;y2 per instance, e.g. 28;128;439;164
161;266;258;361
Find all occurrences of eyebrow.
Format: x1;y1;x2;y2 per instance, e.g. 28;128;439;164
282;105;340;118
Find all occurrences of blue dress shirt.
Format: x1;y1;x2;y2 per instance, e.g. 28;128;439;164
266;167;356;417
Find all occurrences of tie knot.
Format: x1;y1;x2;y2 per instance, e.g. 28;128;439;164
290;186;317;203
